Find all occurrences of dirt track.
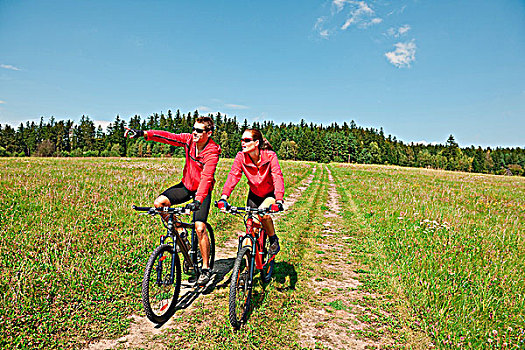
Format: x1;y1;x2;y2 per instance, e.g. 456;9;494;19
87;168;318;349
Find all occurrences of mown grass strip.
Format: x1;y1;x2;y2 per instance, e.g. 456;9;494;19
330;163;525;348
329;164;431;348
162;165;325;349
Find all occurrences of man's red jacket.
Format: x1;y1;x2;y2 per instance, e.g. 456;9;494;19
145;131;221;203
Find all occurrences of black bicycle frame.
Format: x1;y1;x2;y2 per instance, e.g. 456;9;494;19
158;212;195;284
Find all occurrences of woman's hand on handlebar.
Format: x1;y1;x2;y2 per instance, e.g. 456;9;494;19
216;198;230;211
270;200;284;212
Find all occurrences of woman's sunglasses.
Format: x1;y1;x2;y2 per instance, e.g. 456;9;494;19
241;138;254;143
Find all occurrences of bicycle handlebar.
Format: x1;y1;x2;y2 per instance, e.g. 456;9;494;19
132;205;191;215
213;201;280;215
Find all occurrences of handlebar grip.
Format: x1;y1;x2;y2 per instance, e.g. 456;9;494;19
133;206;152;212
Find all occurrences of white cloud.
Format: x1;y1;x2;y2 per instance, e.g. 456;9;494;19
94;120;111;131
314;16;331;39
386;5;407;17
1;64;21;71
385;39;416;68
340;1;380;30
0;100;5;104
333;0;353;13
386;24;411;38
414;140;440;146
197;106;212;113
398;24;411;35
341;18;355;30
315;1;382;38
363;17;383;27
225;104;249;110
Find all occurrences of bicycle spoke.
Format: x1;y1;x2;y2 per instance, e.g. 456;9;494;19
142;244;181;324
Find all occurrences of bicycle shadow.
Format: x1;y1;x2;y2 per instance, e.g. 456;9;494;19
244;261;298;323
272;261;298;291
153;259;298;329
173;257;236;310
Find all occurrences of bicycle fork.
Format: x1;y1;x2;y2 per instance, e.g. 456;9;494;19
242;236;258;293
155;249;177;286
156;214;179;286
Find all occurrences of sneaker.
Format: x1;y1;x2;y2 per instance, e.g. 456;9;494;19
197;269;212;287
269;237;280;256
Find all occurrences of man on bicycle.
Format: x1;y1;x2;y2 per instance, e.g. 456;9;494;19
124;116;220;286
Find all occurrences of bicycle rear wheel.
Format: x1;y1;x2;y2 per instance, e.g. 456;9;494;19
142;244;181;324
261;233;275;284
229;246;252;330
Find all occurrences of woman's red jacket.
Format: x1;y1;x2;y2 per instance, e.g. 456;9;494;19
222;149;285;201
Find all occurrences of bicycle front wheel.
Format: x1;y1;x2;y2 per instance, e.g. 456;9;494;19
142;244;181;324
229;246;252;330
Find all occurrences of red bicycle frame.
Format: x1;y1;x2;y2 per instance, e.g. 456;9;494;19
245;217;274;270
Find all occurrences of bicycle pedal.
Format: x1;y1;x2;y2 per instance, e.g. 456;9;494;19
183;259;195;275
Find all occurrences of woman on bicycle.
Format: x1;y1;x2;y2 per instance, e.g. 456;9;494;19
218;128;285;255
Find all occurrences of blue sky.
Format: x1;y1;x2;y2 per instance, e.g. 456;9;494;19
1;0;524;148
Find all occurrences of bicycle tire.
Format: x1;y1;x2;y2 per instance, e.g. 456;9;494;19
194;223;216;272
229;246;252;330
260;233;275;284
142;244;181;324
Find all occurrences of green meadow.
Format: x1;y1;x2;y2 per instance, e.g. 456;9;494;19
332;164;525;348
0;157;311;348
1;158;523;348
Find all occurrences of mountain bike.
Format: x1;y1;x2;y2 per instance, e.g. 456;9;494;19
215;202;279;330
133;205;215;324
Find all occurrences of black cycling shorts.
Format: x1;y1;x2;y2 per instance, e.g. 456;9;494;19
161;182;212;223
246;190;275;209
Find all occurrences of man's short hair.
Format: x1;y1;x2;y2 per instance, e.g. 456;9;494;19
196;116;214;132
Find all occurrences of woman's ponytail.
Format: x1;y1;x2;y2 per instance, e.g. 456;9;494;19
261;138;273;151
246;129;273;151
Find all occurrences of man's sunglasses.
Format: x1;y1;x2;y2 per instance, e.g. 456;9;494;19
241;138;254;143
192;127;208;134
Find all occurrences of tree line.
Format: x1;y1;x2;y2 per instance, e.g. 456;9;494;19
0;110;523;176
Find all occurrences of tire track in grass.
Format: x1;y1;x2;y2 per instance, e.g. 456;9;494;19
299;165;402;349
86;166;318;349
328;164;433;349
160;165;324;349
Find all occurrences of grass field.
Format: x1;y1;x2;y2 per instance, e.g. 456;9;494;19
0;157;312;348
1;158;524;349
331;164;525;348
